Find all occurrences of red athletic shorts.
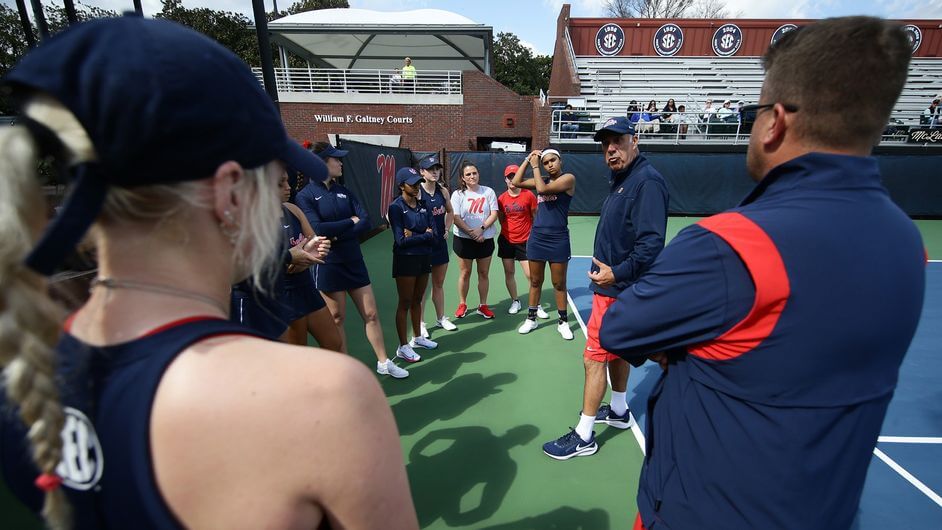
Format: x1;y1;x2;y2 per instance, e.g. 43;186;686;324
584;293;620;362
633;513;647;530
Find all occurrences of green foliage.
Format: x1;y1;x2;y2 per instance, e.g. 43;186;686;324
492;32;551;96
0;2;119;115
155;0;259;66
287;0;349;16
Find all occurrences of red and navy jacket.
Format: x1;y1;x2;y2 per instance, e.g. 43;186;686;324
599;153;925;529
591;154;669;298
295;179;370;264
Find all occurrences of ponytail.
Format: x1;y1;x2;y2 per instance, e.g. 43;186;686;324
0;124;71;529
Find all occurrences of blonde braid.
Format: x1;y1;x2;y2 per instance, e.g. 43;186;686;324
0;125;71;529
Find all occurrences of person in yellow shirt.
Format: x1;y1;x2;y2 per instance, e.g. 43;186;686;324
402;57;416;92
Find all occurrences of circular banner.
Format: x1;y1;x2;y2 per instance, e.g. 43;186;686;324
653;23;684;56
903;25;922;54
770;24;798;47
712;23;743;57
596;23;626;56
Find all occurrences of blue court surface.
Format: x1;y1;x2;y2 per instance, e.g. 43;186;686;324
567;257;942;529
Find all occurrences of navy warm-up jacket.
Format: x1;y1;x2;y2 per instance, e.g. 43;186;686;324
600;153;926;530
295;179;370;263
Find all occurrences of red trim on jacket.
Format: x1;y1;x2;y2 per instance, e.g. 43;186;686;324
688;212;790;361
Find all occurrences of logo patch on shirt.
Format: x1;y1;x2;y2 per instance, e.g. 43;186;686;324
56;407;104;491
337;193;348;199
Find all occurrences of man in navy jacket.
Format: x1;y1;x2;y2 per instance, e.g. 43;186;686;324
543;116;669;460
600;17;925;530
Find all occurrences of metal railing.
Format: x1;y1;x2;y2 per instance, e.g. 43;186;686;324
251;67;463;95
551;110;942;145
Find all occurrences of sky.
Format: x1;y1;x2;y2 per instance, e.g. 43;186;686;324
6;0;942;55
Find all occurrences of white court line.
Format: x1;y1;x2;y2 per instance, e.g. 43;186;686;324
929;260;941;263
567;290;648;456
872;447;942;508
878;436;942;444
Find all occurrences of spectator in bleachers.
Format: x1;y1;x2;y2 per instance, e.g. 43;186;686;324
717;99;735;122
626;100;641;124
638;100;661;134
661;99;677;121
698;98;716;135
922;98;940;127
561;104;580;138
671;104;692;139
736;101;746;122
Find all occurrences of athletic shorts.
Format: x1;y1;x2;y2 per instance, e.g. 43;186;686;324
393;253;432;278
315;260;370;293
497;235;528;261
526;229;571;263
453;236;494;260
584;293;620;362
430;239;450;266
281;284;326;322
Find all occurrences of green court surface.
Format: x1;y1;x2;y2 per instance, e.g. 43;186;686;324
2;216;940;529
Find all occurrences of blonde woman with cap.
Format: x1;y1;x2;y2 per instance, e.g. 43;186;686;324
0;16;417;529
510;149;576;340
416;155;458;337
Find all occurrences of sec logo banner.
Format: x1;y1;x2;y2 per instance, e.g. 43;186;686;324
902;25;922;54
654;23;684;56
712;24;743;57
596;23;625;56
770;24;798;47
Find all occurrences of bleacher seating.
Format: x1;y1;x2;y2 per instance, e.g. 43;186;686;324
566;55;942;135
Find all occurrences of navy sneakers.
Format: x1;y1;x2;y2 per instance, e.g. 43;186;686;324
595;404;633;429
542;429;598;460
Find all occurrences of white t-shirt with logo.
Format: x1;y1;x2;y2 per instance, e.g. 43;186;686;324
451;185;499;239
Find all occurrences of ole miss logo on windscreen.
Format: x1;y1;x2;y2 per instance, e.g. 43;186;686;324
377;154;395;214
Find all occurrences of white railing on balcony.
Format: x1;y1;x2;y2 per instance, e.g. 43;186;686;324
550;109;941;145
251;67;463;96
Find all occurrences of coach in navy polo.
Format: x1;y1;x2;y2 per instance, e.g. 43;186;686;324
543;116;669;460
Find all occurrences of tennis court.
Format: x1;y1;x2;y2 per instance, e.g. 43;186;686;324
2;217;940;528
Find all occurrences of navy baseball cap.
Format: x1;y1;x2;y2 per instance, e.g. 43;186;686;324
396;167;423;187
315;145;349;160
419;156;442;170
593;116;636;141
3;15;326;275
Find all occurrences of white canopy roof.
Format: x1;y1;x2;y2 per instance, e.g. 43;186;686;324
264;8;493;73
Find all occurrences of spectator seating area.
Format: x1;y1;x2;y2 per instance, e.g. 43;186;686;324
552;56;942;143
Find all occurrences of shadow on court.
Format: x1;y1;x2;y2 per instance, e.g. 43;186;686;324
479;506;611;530
381;351;487;397
392;372;517;435
408;425;539;527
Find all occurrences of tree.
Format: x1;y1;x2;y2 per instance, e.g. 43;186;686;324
604;0;736;18
0;2;118;114
155;0;260;66
492;32;551;96
287;0;348;16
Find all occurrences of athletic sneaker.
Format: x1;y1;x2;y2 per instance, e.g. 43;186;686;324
476;304;495;319
396;344;422;363
557;321;574;340
455;303;468;318
376;359;409;379
594;404;633;429
437;316;458;331
536;306;550;319
542;429;598;460
508;299;522;314
410;336;438;350
518;319;538;334
419;321;430;338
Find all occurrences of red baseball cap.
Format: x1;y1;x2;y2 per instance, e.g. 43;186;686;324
504;164;519;177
